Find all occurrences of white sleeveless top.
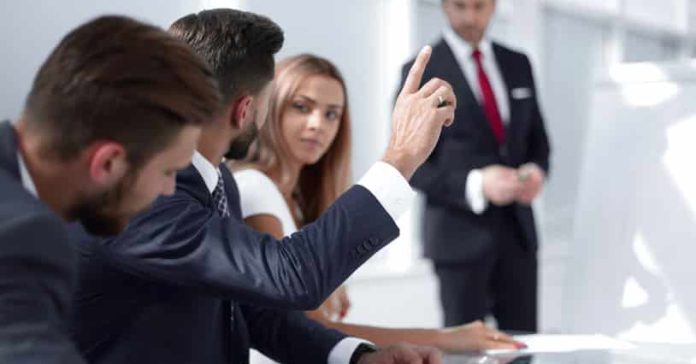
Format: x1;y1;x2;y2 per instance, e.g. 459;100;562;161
235;169;298;235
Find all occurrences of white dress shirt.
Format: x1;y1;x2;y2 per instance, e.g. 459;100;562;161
193;152;416;363
17;151;38;197
442;27;511;214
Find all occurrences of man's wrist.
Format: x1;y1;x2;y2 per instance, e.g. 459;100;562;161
350;343;379;364
381;150;416;181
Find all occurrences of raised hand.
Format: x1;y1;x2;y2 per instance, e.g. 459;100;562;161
384;46;456;180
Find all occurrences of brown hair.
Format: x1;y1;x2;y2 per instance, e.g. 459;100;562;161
169;8;284;102
23;15;221;168
244;54;352;224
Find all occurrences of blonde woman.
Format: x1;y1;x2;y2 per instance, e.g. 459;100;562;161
231;54;524;354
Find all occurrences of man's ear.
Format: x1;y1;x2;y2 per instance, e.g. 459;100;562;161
85;142;129;188
231;95;254;131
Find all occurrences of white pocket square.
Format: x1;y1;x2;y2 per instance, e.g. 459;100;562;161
511;87;532;100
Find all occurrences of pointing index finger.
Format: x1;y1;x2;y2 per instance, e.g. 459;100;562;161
401;46;432;96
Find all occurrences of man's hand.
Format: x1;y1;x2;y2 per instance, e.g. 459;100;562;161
482;165;520;206
305;285;351;322
435;321;526;353
383;46;456;180
516;163;545;205
358;343;443;364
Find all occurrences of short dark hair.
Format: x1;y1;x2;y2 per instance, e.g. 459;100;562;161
169;9;284;101
24;15;221;168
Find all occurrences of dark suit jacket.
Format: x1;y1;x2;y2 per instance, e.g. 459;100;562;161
402;39;551;263
70;161;389;363
0;121;84;363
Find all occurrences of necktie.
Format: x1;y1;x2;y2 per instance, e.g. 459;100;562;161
212;170;231;218
212;169;236;329
472;49;505;145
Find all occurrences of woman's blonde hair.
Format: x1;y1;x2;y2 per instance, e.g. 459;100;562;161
243;54;352;224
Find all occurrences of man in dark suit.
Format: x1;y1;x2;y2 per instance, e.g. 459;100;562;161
0;16;222;363
71;9;453;364
402;0;551;332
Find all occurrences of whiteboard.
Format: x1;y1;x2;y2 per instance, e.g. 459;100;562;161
563;61;696;344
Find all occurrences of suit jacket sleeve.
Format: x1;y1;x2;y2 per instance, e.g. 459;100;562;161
242;305;345;364
98;185;399;310
398;62;473;210
522;55;551;174
0;211;85;364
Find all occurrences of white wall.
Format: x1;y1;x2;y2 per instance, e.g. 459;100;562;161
624;0;689;33
625;30;680;63
0;0;209;120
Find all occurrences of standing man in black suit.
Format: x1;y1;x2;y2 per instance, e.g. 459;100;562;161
71;8;453;364
0;16;222;362
402;0;551;332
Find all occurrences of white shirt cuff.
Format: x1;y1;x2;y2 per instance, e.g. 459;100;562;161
328;337;372;364
357;161;416;223
466;169;488;214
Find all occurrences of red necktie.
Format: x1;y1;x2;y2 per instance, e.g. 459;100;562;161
472;49;505;145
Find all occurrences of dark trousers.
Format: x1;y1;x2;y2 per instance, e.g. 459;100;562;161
433;224;538;332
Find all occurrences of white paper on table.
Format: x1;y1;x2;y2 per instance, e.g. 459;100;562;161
485;334;636;355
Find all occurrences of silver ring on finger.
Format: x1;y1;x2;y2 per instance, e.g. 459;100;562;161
436;95;447;108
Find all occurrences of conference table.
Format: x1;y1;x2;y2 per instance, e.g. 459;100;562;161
444;342;696;363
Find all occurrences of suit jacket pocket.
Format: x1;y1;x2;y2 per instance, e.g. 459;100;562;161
511;87;533;100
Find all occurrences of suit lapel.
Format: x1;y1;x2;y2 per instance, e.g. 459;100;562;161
435;40;480;113
435;40;499;147
0;121;21;180
216;165;248;363
176;162;243;224
492;43;522;149
176;164;216;210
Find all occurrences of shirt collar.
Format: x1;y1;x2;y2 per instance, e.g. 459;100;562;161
16;151;38;197
442;26;494;63
191;151;219;194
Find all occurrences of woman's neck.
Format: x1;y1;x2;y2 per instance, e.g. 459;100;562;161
269;159;303;200
264;159;304;227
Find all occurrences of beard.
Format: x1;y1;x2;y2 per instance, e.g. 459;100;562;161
224;118;259;160
70;173;138;237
